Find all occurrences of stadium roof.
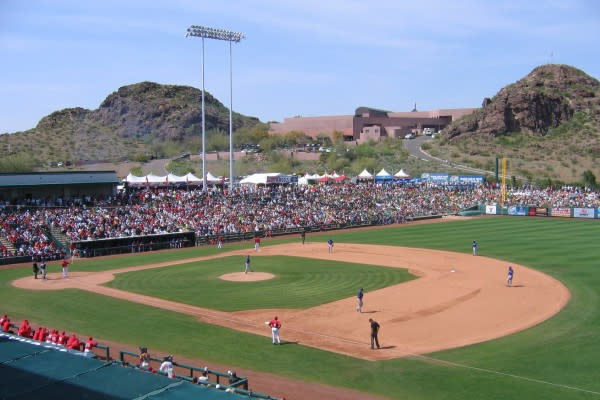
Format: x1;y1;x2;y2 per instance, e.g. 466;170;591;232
0;171;119;187
0;333;246;399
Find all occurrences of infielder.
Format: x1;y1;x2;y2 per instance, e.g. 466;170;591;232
328;238;334;253
507;266;514;287
244;255;253;274
356;288;364;313
268;316;281;344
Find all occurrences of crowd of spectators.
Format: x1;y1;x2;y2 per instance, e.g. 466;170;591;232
1;183;599;258
1;314;97;354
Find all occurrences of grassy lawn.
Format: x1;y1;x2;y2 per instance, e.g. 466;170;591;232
104;256;414;311
1;217;599;399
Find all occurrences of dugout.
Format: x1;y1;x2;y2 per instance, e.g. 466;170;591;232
0;171;119;205
0;333;252;399
72;231;196;257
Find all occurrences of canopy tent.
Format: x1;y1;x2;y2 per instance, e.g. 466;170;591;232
123;172;219;186
357;169;373;180
239;172;281;186
375;168;393;181
330;171;346;182
318;173;331;183
394;169;411;179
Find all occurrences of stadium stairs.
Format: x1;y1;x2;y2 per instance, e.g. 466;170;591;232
0;235;17;255
48;225;70;253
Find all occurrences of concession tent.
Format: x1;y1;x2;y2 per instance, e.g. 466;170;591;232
375;168;393;183
331;171;346;182
239;172;281;186
357;169;374;181
394;169;411;180
318;173;331;183
123;171;219;186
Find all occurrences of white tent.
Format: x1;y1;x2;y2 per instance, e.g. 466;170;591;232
239;173;281;186
394;169;411;179
357;169;373;180
184;172;202;183
375;168;392;178
123;173;147;184
205;171;222;183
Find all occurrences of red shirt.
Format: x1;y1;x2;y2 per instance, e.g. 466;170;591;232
2;320;11;332
255;238;260;244
61;260;69;268
18;321;31;337
269;319;281;329
57;332;67;345
85;338;97;351
67;335;80;350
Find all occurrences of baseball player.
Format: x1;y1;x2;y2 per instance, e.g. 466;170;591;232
328;238;334;253
254;237;261;252
244;255;253;274
472;240;478;256
61;258;70;278
301;231;306;245
268;316;282;345
356;288;364;313
369;318;380;350
507;266;514;287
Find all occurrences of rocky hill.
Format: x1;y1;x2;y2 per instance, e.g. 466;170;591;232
0;82;260;164
433;64;600;184
446;64;600;138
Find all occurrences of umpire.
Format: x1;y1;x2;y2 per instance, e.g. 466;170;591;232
369;318;380;350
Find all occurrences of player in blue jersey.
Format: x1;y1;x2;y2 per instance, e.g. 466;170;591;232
507;266;514;287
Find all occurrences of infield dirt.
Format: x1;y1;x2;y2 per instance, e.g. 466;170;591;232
13;242;570;361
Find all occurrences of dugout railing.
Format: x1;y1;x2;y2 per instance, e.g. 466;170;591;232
118;350;281;399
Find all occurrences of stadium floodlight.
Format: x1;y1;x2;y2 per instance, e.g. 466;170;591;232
186;25;245;191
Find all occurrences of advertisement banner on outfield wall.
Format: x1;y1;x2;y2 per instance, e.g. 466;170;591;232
573;208;595;218
551;208;571;218
528;207;548;217
508;206;528;216
485;205;497;215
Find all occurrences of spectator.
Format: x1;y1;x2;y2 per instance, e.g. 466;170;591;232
18;320;32;338
66;333;81;350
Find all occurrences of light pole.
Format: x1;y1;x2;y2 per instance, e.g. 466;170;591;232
186;25;245;192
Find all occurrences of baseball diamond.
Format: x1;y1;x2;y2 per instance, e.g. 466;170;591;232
2;217;599;400
12;242;569;361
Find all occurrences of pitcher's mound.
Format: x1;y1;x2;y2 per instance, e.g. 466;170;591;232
219;272;275;282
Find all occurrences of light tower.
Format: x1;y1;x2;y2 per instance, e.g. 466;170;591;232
186;25;245;191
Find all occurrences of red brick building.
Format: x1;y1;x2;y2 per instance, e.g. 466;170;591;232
269;106;476;143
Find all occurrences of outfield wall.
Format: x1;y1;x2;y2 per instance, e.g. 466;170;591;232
485;205;600;219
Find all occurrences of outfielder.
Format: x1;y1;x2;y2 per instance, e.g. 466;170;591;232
472;240;478;256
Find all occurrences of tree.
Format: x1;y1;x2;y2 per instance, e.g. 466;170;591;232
582;170;597;188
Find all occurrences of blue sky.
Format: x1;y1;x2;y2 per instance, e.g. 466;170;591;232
1;0;599;133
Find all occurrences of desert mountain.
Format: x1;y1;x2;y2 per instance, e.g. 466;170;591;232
446;64;599;138
434;64;600;184
0;82;260;163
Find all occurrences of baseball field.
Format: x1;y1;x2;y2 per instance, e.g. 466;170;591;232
2;216;599;399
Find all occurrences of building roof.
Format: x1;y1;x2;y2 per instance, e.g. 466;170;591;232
0;171;119;187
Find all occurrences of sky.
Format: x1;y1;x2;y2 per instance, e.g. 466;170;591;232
1;0;599;133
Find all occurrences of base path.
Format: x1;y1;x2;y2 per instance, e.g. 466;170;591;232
13;243;570;361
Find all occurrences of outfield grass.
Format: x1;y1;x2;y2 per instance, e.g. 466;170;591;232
105;256;414;311
1;217;599;399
